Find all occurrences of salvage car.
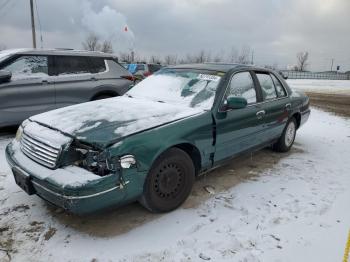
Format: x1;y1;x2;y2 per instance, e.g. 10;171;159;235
0;48;134;128
6;63;310;214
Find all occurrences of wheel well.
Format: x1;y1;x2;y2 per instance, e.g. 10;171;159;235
172;143;201;176
91;91;119;101
292;112;301;129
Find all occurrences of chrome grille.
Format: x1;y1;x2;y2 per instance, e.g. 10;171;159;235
20;132;61;168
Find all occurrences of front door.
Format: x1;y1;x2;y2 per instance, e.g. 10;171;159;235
0;55;55;126
214;71;265;162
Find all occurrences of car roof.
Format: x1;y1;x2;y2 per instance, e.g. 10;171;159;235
167;63;268;73
0;48;117;58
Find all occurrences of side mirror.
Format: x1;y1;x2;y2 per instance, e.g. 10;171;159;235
0;70;12;84
226;96;247;109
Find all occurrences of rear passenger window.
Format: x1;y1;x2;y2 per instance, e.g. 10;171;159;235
227;72;257;104
89;57;106;73
256;73;277;100
271;74;287;97
55;56;90;75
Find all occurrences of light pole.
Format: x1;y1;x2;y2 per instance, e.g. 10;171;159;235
30;0;36;48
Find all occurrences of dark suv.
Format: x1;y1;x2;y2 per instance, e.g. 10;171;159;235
0;48;134;128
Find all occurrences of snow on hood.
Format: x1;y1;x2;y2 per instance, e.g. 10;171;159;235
29;96;204;146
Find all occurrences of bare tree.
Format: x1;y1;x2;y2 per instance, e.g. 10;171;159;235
0;44;6;51
163;54;177;65
101;40;113;53
264;63;279;70
119;51;131;62
228;47;238;63
212;50;225;63
149;55;161;64
296;51;309;71
82;33;101;51
237;45;251;64
185;50;211;63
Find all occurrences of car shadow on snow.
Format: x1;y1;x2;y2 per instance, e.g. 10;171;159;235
0;126;18;135
45;146;305;238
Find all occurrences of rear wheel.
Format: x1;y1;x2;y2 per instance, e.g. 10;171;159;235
140;148;195;213
273;117;297;152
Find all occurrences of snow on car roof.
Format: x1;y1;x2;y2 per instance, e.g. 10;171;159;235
0;48;116;58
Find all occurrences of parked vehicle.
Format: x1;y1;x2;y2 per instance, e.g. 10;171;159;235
120;62;128;69
6;63;310;214
127;63;163;81
0;48;134;128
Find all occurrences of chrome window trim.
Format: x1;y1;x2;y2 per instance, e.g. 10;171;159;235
218;70;290;113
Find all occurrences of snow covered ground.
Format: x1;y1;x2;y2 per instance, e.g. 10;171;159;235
0;107;350;262
287;79;350;94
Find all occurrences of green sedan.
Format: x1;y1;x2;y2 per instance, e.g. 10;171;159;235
6;63;310;214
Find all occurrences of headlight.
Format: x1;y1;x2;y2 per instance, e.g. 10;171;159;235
15;127;23;141
120;155;136;169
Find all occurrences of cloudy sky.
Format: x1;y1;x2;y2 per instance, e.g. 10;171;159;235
0;0;349;71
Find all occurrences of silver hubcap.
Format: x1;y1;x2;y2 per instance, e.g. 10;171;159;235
285;121;296;147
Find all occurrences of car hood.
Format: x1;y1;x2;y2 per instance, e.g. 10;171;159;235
29;96;204;148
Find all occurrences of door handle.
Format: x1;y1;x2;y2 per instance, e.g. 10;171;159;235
285;103;292;110
90;76;97;81
256;110;266;119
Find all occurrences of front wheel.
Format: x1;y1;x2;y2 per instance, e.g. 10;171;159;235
140;148;195;213
273;117;297;152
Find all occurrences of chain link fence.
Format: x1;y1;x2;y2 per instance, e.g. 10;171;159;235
280;71;350;80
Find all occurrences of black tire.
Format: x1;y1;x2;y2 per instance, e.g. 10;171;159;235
140;148;195;213
273;117;297;152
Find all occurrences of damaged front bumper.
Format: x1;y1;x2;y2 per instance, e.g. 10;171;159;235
5;142;146;214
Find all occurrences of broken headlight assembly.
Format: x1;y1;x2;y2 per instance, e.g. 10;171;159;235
74;148;137;177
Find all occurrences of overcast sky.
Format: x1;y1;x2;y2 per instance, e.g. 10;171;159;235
0;0;349;71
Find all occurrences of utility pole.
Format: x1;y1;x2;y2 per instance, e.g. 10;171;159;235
30;0;36;48
330;58;334;71
251;50;254;65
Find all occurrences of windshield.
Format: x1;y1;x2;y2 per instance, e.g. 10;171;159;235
127;69;222;110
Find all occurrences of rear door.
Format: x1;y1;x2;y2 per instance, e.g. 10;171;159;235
254;71;290;141
214;71;265;162
0;55;55;126
52;55;98;108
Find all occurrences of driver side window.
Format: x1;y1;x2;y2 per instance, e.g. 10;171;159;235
3;55;48;80
227;72;257;104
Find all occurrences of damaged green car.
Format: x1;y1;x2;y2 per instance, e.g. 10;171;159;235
6;64;310;214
